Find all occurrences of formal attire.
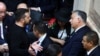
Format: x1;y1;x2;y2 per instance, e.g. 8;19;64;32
85;46;100;56
0;15;11;56
7;24;30;56
62;25;91;56
36;33;53;56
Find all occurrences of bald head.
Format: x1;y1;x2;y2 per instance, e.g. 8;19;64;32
0;2;6;20
0;2;6;10
17;3;28;9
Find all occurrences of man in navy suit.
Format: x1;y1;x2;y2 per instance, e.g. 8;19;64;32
29;22;53;56
82;31;100;56
0;2;9;56
50;10;91;56
62;10;91;56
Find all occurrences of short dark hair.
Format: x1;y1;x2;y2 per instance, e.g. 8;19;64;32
45;44;62;56
84;31;99;46
72;10;87;23
15;8;29;21
33;21;47;34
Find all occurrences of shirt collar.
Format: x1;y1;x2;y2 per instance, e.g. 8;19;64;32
87;45;98;55
38;33;47;43
75;24;86;32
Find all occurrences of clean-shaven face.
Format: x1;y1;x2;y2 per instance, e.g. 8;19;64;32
0;3;6;21
69;13;79;29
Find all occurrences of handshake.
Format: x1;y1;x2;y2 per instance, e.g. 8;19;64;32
28;41;43;56
0;44;9;53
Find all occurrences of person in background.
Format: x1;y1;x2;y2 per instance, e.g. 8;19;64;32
48;8;71;45
82;31;100;56
27;0;56;20
1;0;27;16
45;44;62;56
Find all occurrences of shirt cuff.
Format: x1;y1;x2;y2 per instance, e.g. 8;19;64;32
38;7;41;12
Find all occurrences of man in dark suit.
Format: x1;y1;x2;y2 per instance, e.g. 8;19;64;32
62;10;91;56
0;2;9;56
29;22;53;56
82;31;100;56
50;10;91;56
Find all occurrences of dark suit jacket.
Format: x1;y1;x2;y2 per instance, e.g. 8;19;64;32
27;0;56;18
86;46;100;56
0;15;12;56
62;26;91;56
37;34;54;56
0;15;12;44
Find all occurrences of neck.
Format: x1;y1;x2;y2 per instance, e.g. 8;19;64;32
38;33;45;38
74;23;86;30
15;21;24;27
87;45;97;51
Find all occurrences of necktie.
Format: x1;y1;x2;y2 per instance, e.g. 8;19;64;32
69;31;75;39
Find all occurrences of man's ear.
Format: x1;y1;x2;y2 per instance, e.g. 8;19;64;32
20;18;25;23
89;41;94;47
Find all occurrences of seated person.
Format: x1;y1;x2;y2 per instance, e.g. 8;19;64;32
82;31;100;56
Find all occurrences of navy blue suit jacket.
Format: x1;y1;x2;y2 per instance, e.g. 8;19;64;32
37;34;53;56
0;15;12;56
62;26;91;56
0;15;12;44
86;46;100;56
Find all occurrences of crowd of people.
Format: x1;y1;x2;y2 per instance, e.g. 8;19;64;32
0;0;100;56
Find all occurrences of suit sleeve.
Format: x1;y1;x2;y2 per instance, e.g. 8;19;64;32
67;42;84;56
0;37;6;44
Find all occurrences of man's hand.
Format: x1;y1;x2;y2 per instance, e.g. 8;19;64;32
3;44;9;52
28;45;36;56
30;7;41;12
0;43;9;53
31;41;43;52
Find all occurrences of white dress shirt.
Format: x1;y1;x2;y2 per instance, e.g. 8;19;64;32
35;33;47;54
87;45;98;55
0;21;8;45
38;33;47;46
0;21;4;39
